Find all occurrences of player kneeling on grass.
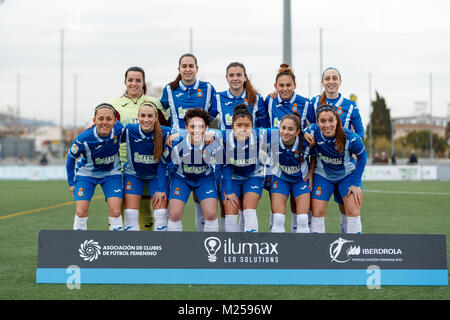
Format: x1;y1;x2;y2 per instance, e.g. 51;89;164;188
304;104;367;234
66;103;125;231
269;113;314;233
122;102;172;231
158;108;219;232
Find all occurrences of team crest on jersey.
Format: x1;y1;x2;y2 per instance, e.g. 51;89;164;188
292;103;298;112
78;188;85;197
113;136;118;144
174;187;181;196
126;182;132;191
294;150;300;159
243;98;249;106
337;106;343;115
197;89;203;98
315;187;322;196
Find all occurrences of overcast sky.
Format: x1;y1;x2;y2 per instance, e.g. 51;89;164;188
1;0;450;128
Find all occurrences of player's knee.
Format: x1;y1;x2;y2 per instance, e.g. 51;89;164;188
169;211;183;222
345;209;360;217
224;202;238;215
76;209;88;218
312;207;326;217
109;208;122;218
203;210;217;221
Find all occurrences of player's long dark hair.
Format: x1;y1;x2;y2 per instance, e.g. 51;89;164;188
316;104;346;154
280;112;303;161
124;66;147;95
226;62;257;107
139;102;163;161
169;53;198;90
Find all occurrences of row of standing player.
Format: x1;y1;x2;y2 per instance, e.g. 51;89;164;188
67;53;366;233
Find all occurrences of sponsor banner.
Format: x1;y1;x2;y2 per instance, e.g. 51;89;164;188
362;165;438;181
36;230;448;285
0;165;439;181
0;166;67;180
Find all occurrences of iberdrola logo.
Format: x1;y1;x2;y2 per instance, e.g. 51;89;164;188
79;239;101;262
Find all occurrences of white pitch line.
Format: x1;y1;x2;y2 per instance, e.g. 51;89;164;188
364;189;450;196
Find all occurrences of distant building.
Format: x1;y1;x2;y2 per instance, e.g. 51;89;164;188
391;101;449;140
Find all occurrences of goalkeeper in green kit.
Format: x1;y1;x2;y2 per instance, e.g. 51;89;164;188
110;66;169;231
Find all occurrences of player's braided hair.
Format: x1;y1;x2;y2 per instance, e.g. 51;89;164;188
316;104;346;154
226;62;257;106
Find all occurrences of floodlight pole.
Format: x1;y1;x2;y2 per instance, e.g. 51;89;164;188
60;28;64;159
319;27;323;91
429;73;433;160
74;73;77;132
369;73;373;160
283;0;292;65
189;27;193;54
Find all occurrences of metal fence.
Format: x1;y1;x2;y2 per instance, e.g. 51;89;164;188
0;138;35;159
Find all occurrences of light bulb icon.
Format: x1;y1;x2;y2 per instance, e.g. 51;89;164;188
204;237;221;262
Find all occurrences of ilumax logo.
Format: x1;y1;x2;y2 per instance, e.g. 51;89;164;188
204;237;280;264
223;238;279;255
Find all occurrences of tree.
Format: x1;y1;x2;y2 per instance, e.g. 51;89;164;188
366;91;392;141
446;122;450;141
403;130;447;156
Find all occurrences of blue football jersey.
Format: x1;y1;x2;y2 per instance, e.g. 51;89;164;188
160;134;216;181
305;123;366;182
265;92;314;130
310;93;364;139
66;122;124;186
269;132;313;183
160;79;216;130
210;89;270;129
122;123;172;180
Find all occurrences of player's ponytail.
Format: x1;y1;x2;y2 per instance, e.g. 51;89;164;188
281;112;303;161
226;62;257;106
319;91;327;105
334;115;346;154
275;63;296;83
169;53;198;90
139;102;163;161
152;120;163;161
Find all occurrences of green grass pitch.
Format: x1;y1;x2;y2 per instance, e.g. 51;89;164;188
0;180;449;300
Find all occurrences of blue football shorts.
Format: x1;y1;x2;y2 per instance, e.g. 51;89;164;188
74;174;123;201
